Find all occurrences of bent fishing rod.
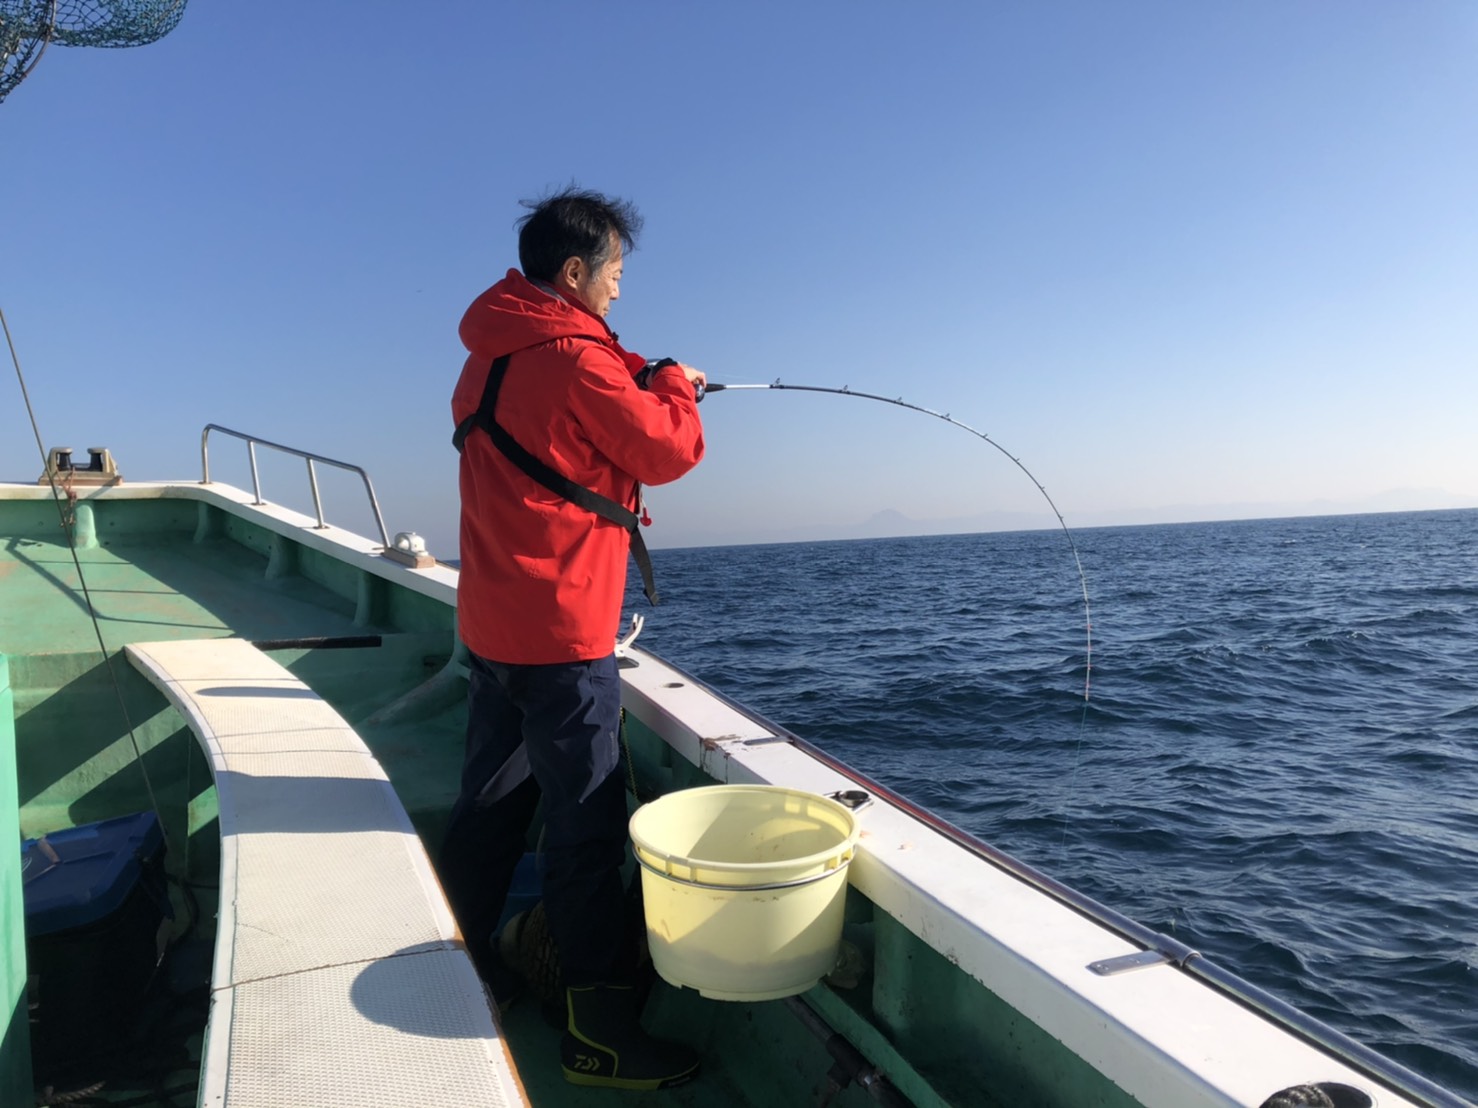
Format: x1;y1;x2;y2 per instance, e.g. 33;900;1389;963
700;379;1092;702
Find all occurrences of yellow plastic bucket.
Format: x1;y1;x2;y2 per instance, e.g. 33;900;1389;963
629;785;859;1001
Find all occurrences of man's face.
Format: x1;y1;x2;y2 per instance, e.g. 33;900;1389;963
574;244;623;318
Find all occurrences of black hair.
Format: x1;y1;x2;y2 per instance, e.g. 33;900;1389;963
516;188;643;283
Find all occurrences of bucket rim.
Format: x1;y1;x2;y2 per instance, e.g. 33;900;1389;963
628;784;861;881
632;851;851;891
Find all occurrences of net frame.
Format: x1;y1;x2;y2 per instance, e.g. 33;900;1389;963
2;0;187;101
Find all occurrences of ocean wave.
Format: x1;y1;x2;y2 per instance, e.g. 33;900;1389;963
637;510;1478;1100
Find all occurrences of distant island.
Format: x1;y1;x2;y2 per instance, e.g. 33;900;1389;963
650;489;1476;550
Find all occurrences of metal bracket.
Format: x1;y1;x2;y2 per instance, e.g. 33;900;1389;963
828;789;873;813
381;532;435;569
614;613;645;664
1089;949;1185;976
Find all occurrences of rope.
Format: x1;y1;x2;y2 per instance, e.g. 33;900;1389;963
618;707;646;802
2;305;174;855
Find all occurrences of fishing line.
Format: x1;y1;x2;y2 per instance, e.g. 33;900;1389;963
707;380;1092;700
705;379;1093;857
2;305;173;855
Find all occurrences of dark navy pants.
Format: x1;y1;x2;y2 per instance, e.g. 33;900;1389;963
438;651;630;987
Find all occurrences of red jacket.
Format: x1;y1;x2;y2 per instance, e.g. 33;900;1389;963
452;269;705;664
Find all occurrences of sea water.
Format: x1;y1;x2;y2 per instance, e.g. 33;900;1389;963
630;508;1478;1101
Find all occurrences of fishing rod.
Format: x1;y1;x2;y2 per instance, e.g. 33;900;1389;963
702;379;1092;702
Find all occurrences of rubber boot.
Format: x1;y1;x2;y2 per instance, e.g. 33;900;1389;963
561;984;700;1090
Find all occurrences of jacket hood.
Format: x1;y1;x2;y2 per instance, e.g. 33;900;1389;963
459;269;613;360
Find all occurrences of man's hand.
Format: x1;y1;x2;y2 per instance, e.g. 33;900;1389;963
638;359;707;399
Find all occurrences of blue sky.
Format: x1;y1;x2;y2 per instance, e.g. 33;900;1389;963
3;1;1475;555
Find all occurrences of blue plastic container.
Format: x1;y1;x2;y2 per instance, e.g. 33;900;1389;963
20;811;172;1082
21;811;166;936
495;851;544;933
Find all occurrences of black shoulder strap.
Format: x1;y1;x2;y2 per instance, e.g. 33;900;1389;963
453;353;660;605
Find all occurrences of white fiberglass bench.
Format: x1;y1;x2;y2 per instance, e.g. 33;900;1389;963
125;637;526;1108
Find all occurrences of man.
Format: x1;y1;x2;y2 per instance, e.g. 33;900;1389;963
440;188;706;1090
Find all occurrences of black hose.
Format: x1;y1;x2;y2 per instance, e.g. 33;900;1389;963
783;995;915;1108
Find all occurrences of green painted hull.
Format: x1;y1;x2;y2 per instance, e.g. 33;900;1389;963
2;481;1464;1108
0;489;1132;1106
3;653;34;1106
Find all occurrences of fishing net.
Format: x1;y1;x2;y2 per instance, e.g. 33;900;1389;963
1;0;188;101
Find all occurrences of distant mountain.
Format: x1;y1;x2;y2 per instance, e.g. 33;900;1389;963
654;489;1476;549
659;507;1059;548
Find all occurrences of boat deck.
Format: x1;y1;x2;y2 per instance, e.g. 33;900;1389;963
2;510;469;843
2;491;493;1105
2;532;367;656
1;496;880;1108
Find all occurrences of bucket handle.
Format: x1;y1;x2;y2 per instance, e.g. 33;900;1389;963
637;842;855;882
635;852;854;893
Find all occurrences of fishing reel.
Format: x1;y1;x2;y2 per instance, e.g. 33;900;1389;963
638;358;709;402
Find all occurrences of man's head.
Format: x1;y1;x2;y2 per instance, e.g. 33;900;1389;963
517;188;643;319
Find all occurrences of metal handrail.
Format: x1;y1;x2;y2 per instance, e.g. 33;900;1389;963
200;424;390;548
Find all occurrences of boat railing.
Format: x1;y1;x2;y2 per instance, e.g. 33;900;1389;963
199;424;390;548
643;647;1472;1108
